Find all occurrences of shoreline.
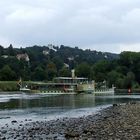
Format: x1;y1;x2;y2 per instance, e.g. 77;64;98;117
1;102;140;139
0;105;109;128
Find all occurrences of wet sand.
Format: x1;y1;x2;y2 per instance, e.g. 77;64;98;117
1;102;140;140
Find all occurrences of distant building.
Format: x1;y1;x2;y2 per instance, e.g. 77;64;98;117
104;55;108;58
48;44;57;52
48;44;53;49
64;63;69;68
43;44;58;55
68;57;74;61
16;53;29;61
1;55;8;58
43;50;49;55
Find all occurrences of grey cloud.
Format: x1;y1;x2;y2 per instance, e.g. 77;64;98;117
0;0;140;52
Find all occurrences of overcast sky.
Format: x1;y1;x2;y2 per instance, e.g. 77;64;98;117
0;0;140;53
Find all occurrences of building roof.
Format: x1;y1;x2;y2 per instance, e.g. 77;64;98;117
54;77;88;80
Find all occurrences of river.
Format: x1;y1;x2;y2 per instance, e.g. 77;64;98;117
0;93;139;127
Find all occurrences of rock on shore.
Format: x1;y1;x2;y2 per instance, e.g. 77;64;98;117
1;102;140;139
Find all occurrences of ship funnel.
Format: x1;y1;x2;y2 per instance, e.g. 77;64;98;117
71;69;75;78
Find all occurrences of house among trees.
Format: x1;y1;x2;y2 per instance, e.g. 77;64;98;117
68;56;74;61
64;63;69;68
16;53;30;61
48;44;57;52
1;55;8;58
43;50;49;55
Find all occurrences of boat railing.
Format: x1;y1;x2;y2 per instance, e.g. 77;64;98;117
95;88;114;92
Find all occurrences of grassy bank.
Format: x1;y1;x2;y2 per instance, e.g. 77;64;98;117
0;81;46;91
0;81;19;91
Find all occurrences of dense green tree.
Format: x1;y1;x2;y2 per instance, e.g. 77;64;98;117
107;70;123;87
0;65;16;81
20;69;30;81
31;66;47;81
92;60;110;82
0;45;4;56
7;44;15;56
116;78;125;89
59;67;71;77
52;56;64;71
75;62;91;78
46;62;57;81
134;62;140;83
123;72;135;88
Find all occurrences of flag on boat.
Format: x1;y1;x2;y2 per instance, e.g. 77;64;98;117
17;77;22;87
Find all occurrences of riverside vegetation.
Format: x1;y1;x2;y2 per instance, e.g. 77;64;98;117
0;44;140;91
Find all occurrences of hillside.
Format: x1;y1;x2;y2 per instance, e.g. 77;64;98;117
25;45;119;67
0;44;119;81
0;44;119;75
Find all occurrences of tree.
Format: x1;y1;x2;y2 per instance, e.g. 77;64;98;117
52;56;64;71
107;70;123;87
92;60;110;82
0;45;4;56
7;44;15;56
0;65;16;81
123;72;135;88
46;62;57;81
134;62;140;84
31;66;47;81
116;78;125;89
59;67;71;77
75;62;91;78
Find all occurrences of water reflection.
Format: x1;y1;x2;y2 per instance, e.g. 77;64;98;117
0;94;96;110
1;94;140;110
0;94;140;119
95;95;140;106
0;94;96;123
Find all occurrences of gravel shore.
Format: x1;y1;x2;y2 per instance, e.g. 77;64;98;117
1;102;140;140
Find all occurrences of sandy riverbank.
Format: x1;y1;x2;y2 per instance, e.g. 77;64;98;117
1;102;140;139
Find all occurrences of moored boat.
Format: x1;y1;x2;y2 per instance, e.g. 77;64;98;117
20;87;31;92
18;70;115;95
94;87;115;96
28;77;95;94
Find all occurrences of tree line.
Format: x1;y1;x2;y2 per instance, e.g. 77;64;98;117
0;44;139;89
